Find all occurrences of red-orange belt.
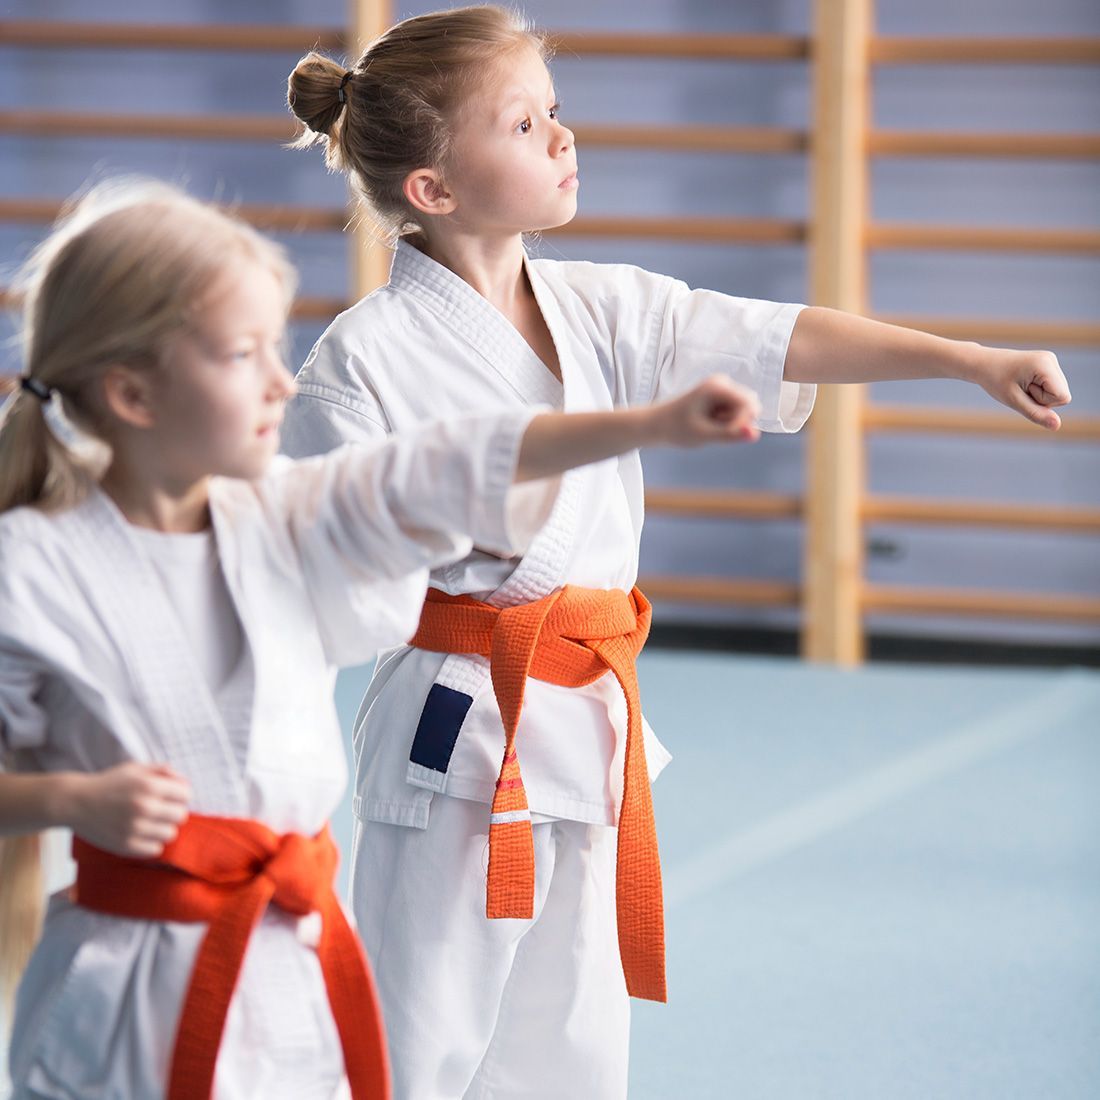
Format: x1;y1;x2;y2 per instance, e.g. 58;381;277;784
72;816;391;1100
409;584;666;1002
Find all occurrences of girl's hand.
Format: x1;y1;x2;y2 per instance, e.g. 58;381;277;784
64;763;191;858
968;346;1071;431
654;375;762;447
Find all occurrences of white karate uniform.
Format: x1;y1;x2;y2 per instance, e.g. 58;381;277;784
281;241;815;1098
0;413;552;1100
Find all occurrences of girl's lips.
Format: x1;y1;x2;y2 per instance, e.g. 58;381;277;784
559;172;579;190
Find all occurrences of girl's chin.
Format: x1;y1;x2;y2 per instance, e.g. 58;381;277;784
528;205;579;234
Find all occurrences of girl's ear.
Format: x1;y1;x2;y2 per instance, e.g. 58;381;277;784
403;168;457;217
100;365;158;430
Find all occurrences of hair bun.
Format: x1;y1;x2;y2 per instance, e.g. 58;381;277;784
287;52;350;138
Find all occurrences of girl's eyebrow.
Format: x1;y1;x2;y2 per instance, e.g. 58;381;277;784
494;79;558;120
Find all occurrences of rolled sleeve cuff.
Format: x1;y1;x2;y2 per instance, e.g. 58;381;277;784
754;302;816;434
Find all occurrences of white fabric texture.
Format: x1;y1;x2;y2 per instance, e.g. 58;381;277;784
281;239;815;829
127;525;245;694
0;411;555;1100
351;794;630;1100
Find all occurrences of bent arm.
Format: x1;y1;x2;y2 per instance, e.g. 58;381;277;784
0;771;76;834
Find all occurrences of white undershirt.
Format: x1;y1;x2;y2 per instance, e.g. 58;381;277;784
129;526;251;772
129;526;243;690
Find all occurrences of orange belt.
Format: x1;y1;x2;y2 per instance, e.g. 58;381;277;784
72;816;391;1100
409;584;666;1003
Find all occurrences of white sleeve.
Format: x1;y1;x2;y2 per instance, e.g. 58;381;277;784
0;651;48;761
0;541;49;757
269;412;558;665
279;345;554;558
278;410;541;571
581;263;815;433
281;378;389;459
649;278;814;433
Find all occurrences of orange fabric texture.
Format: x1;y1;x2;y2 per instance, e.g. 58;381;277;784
409;584;667;1003
72;816;391;1100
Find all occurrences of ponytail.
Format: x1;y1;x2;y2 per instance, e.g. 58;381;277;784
0;834;43;1015
0;379;100;515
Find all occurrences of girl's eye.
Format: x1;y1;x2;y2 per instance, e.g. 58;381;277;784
549;104;560;120
517;117;531;135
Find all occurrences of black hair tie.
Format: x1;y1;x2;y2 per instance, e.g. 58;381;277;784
337;70;354;105
20;376;52;402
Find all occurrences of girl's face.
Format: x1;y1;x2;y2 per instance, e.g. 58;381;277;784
443;45;578;235
147;258;295;485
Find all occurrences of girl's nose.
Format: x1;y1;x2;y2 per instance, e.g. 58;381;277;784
269;357;297;401
553;123;574;157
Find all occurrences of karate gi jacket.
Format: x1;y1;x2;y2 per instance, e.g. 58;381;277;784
281;241;816;830
0;413;551;1100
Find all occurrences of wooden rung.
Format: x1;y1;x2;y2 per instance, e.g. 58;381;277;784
552;216;806;243
872;314;1100;348
0;21;343;52
0;197;68;222
867;224;1100;254
217;202;345;234
0;110;294;142
0;113;809;156
0;197;347;232
644;489;802;520
870;36;1100;65
0;24;813;61
0;200;802;244
863;495;1100;533
862;583;1100;622
551;32;810;61
869;131;1100;160
0;288;348;321
0;24;814;61
863;405;1100;442
638;575;801;607
570;123;808;154
291;297;348;321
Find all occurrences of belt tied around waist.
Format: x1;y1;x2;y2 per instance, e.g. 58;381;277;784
409;584;666;1002
72;816;390;1100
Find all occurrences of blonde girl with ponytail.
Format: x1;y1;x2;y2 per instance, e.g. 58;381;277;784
282;6;1071;1097
0;176;764;1100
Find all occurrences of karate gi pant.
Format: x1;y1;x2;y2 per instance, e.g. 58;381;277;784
350;795;630;1100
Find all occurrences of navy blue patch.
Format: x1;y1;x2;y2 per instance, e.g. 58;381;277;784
409;684;474;773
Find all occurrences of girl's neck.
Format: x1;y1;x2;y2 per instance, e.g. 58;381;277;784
100;459;211;533
413;229;528;312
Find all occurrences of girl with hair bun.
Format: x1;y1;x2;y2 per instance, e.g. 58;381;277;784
284;6;1071;1097
0;178;761;1100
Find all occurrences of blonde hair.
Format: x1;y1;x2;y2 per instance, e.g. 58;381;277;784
0;180;295;997
0;834;41;1014
0;179;296;517
287;5;548;236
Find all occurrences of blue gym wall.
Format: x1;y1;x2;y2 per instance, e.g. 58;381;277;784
2;0;1097;650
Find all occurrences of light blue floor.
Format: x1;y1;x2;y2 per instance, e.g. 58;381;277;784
334;653;1100;1100
2;655;1095;1099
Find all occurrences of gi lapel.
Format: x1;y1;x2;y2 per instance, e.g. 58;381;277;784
388;239;564;408
407;256;585;792
61;490;249;814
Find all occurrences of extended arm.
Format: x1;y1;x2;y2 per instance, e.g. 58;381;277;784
515;374;760;482
783;307;1071;431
